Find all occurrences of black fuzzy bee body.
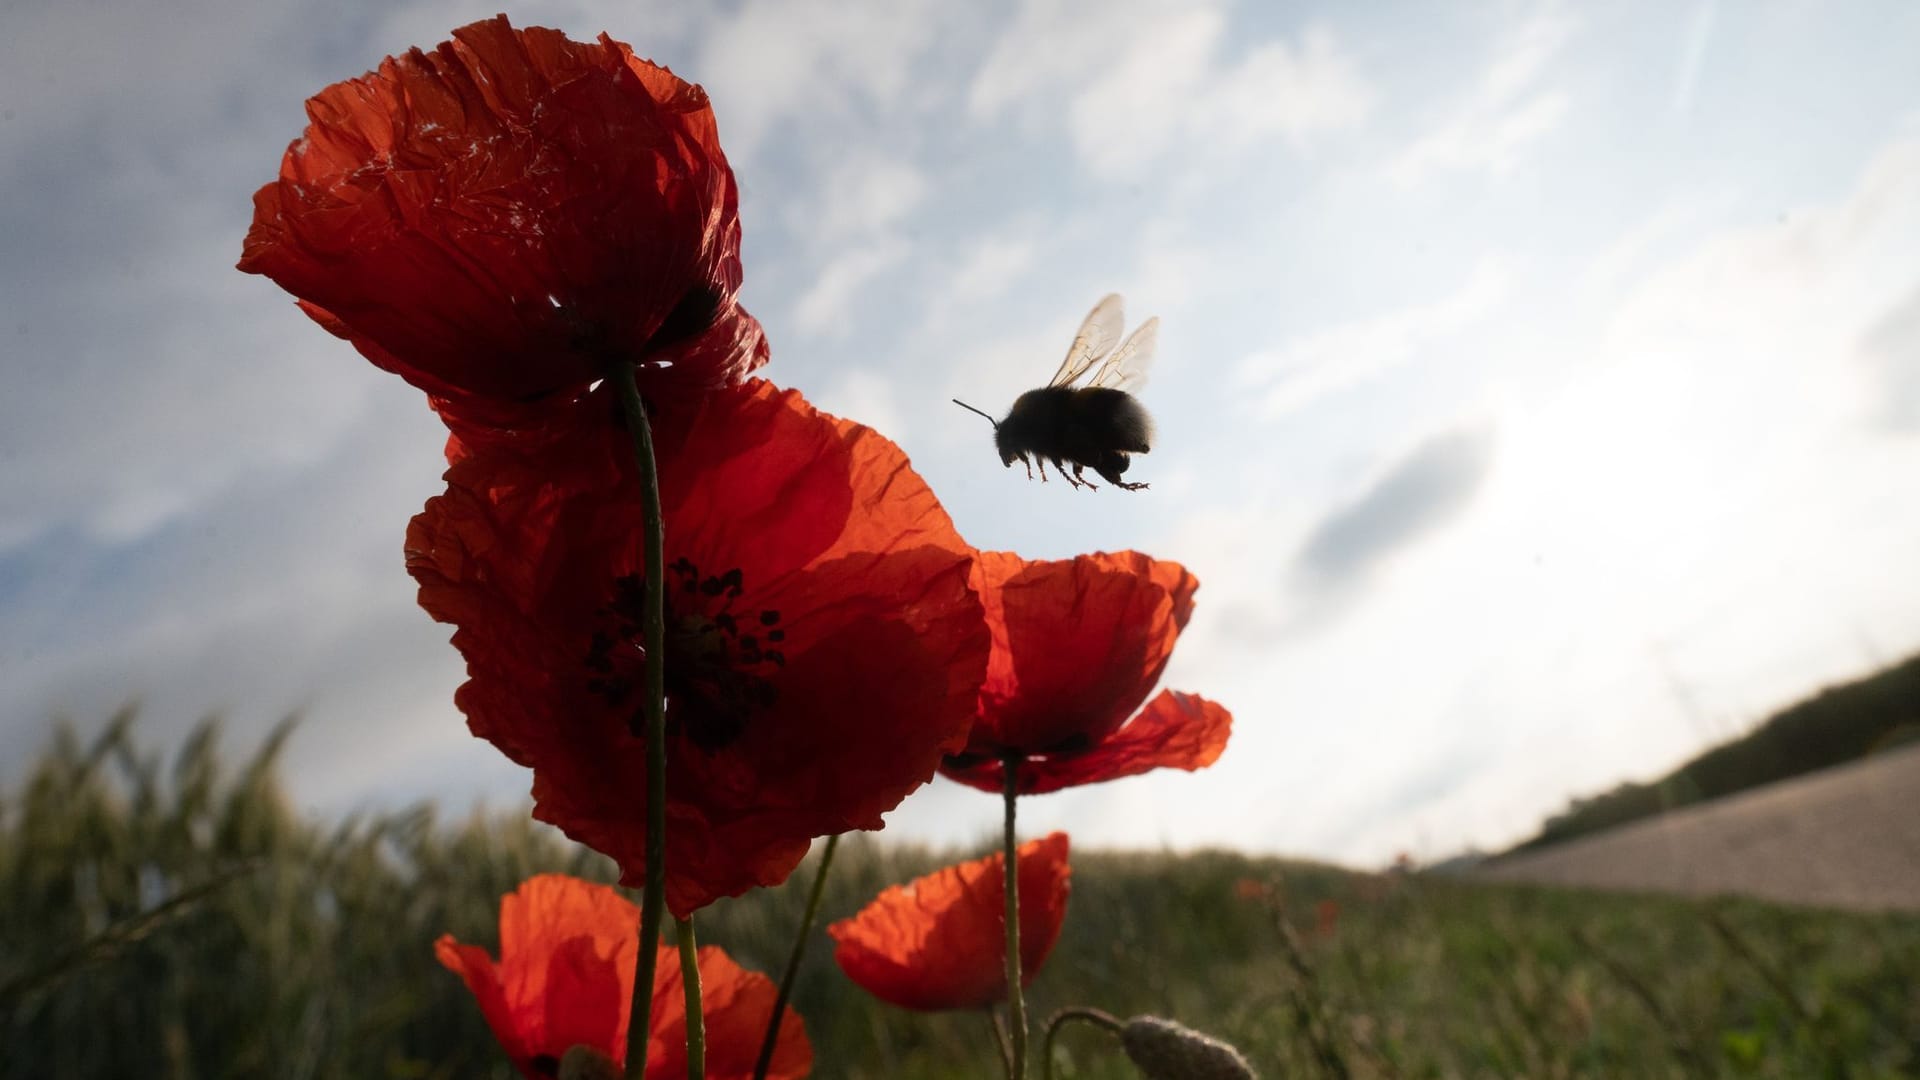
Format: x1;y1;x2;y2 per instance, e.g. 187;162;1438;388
959;294;1160;492
995;386;1153;489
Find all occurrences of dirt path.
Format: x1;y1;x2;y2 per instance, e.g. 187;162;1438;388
1478;742;1920;912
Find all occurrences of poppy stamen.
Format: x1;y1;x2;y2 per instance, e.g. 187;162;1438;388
590;568;789;752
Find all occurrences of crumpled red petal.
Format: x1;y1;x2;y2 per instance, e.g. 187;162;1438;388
408;380;987;915
942;690;1232;795
828;832;1071;1011
965;551;1198;757
434;875;638;1077
239;15;763;434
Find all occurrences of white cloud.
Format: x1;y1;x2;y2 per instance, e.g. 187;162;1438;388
971;1;1372;180
778;153;929;337
1389;4;1573;185
790;240;909;336
1204;27;1375;151
810;368;906;438
1238;258;1510;416
794;155;929;250
1671;0;1719;118
696;0;955;161
947;233;1039;305
766;147;932;342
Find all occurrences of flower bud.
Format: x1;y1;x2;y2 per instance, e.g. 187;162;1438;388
1120;1015;1257;1080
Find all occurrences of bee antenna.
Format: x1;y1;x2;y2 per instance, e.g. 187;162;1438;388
951;398;999;430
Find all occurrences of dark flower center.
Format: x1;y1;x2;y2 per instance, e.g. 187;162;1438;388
537;283;722;392
645;283;723;351
583;559;785;752
944;729;1093;771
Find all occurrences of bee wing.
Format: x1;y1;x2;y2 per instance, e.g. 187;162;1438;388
1048;294;1126;387
1087;316;1157;393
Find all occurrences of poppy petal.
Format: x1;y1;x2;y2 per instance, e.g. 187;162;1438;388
829;833;1071;1011
437;875;638;1077
435;935;529;1066
945;691;1232;796
966;551;1198;757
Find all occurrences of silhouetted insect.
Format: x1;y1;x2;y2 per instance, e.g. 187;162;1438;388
953;294;1157;491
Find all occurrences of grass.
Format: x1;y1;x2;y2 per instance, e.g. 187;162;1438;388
3;713;1917;1078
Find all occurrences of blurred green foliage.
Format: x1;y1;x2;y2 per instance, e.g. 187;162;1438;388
1516;654;1920;853
3;713;1916;1079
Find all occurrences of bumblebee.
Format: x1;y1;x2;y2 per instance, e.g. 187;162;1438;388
954;294;1157;491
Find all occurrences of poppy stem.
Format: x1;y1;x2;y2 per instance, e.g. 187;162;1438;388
751;833;840;1080
1002;752;1027;1080
677;916;705;1080
988;1009;1015;1076
1040;1007;1124;1080
609;359;669;1080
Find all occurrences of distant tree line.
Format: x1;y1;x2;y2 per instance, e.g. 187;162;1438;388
1510;654;1920;854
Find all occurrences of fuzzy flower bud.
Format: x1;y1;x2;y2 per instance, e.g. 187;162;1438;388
1120;1015;1258;1080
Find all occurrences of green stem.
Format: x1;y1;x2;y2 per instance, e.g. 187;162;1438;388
610;361;669;1080
752;834;841;1080
1041;1008;1124;1080
677;917;705;1080
989;1009;1015;1077
1003;753;1027;1080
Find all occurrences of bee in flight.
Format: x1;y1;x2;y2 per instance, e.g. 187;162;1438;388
954;294;1157;491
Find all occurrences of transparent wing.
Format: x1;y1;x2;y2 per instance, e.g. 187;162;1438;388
1048;294;1125;387
1087;316;1157;393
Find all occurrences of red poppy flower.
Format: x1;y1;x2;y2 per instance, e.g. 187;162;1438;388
438;875;811;1079
938;551;1230;795
829;832;1071;1011
435;874;637;1078
239;15;763;433
408;380;988;915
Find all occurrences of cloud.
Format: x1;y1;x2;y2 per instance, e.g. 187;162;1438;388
789;154;930;253
1389;4;1572;185
1295;426;1496;589
0;387;509;811
696;0;958;161
790;240;909;336
969;1;1372;180
0;232;386;551
1238;259;1509;417
947;233;1039;305
1858;281;1920;431
810;367;906;438
780;154;928;335
0;3;413;555
1671;0;1718;118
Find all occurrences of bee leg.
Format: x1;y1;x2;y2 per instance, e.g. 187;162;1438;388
1054;460;1085;488
1096;463;1149;491
1021;456;1035;481
1071;462;1099;490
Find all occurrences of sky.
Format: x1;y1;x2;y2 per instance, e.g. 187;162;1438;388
2;0;1917;867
